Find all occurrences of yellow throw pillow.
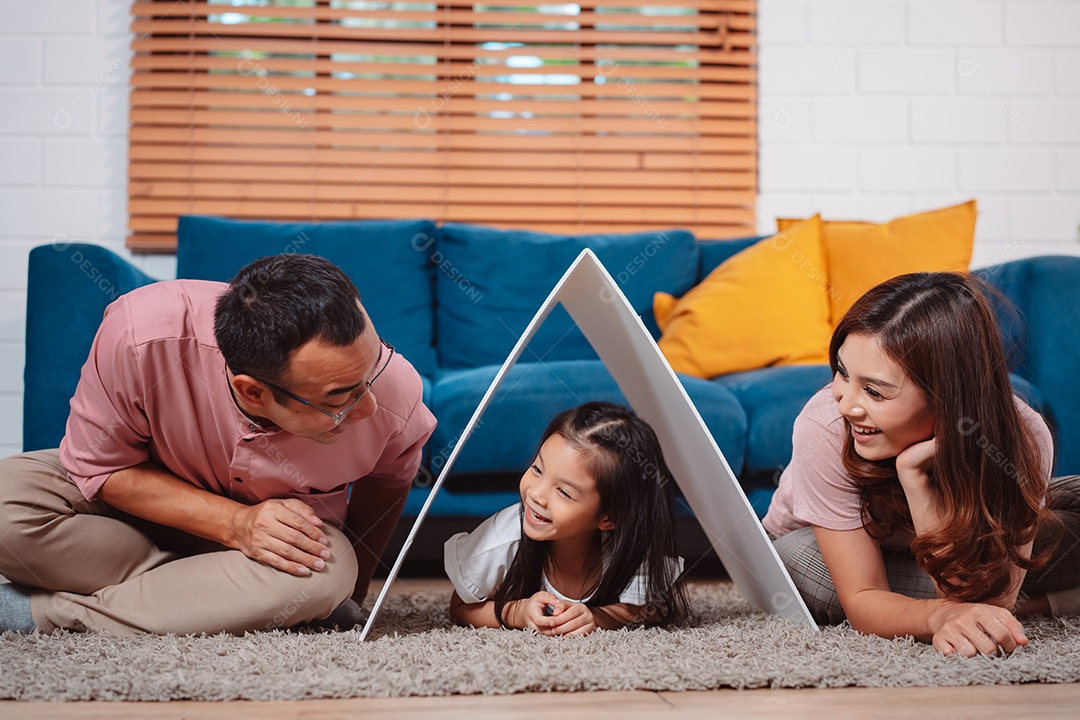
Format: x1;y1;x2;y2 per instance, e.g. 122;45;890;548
655;216;831;379
778;200;976;324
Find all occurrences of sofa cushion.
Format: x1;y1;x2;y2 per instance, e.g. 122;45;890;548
697;235;768;279
655;216;832;379
429;359;748;481
433;224;698;369
973;262;1039;374
978;255;1080;474
779;200;976;325
176;216;438;377
714;365;834;477
1008;374;1043;413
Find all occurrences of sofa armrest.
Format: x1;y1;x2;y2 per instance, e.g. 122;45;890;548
976;255;1080;475
24;244;157;451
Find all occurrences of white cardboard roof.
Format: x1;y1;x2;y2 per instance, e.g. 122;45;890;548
360;249;815;640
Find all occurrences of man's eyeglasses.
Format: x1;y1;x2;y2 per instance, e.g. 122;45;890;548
253;338;394;426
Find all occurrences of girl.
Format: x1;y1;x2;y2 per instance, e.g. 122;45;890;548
764;272;1080;658
444;401;689;636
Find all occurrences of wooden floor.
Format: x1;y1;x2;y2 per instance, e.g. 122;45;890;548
4;685;1079;720
2;579;1077;718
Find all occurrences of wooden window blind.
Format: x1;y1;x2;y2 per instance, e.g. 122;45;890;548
128;0;757;251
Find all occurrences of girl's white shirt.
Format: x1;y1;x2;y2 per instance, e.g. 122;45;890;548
444;503;684;605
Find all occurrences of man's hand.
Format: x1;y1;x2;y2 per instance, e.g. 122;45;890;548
229;498;331;576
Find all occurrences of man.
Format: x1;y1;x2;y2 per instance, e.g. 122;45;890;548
0;254;435;635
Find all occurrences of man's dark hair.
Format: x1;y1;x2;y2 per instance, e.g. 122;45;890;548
214;254;367;387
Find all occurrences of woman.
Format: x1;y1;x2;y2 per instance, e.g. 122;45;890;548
764;272;1080;657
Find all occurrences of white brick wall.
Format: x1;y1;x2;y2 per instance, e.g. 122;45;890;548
1006;2;1080;46
906;1;1005;46
0;0;1078;452
1058;50;1080;94
758;0;1080;274
859;148;956;193
812;98;908;143
0;0;174;455
858;49;955;94
807;2;905;46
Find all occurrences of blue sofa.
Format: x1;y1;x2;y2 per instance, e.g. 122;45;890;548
25;218;1080;525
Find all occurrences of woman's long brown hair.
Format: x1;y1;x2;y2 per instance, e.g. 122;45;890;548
831;272;1059;602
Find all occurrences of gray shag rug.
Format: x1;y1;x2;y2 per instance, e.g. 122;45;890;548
2;582;1079;701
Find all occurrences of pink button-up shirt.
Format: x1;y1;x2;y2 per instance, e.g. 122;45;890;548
59;279;436;528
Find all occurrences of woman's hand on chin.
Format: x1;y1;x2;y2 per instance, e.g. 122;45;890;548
896;436;937;491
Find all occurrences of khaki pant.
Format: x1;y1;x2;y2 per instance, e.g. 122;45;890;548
0;450;358;636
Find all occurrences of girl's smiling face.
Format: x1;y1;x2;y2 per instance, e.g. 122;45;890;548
519;433;614;543
832;333;935;461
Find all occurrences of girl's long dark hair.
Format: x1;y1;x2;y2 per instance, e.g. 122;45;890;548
831;272;1059;602
493;402;690;627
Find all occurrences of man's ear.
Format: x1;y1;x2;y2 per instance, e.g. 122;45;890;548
231;373;273;410
597;515;615;532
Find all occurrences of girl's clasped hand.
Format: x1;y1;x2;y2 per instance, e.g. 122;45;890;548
500;593;599;637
